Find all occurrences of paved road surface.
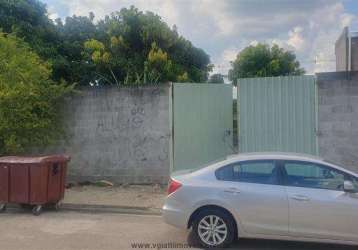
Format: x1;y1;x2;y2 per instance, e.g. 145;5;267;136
0;210;356;250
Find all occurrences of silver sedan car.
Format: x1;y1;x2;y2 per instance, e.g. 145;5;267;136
163;152;358;248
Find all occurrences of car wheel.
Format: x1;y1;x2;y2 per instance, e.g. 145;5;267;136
193;209;235;248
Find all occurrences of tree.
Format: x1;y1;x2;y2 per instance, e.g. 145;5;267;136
84;6;212;85
0;33;72;154
208;73;225;83
0;2;212;85
228;43;305;85
0;0;58;53
0;0;64;79
146;43;174;83
55;13;98;85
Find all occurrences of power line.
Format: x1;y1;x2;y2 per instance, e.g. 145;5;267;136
213;58;336;68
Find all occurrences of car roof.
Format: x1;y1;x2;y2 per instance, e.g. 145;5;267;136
173;152;358;181
226;152;324;162
223;152;358;177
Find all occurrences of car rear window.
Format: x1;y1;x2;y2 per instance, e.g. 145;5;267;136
215;160;278;185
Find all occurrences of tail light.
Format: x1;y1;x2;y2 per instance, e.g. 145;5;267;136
167;178;182;195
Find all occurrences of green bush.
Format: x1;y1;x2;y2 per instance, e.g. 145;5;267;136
0;33;72;155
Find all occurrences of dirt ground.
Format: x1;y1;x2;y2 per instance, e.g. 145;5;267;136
63;184;166;209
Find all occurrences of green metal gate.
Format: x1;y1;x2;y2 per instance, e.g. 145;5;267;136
171;83;233;172
238;76;317;155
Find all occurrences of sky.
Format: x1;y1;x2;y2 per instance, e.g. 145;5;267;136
43;0;358;75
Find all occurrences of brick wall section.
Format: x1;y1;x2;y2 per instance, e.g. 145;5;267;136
317;72;358;172
37;85;171;184
351;37;358;71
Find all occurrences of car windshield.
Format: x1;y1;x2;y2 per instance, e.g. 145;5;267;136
323;158;343;166
323;159;358;174
323;159;358;191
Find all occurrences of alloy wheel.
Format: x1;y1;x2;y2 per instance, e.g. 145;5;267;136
197;215;228;246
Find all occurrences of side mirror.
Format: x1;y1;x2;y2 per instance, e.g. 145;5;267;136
344;181;356;193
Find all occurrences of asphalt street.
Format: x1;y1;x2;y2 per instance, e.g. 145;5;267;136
0;210;356;250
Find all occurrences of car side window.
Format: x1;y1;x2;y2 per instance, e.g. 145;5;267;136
283;161;345;191
216;160;278;185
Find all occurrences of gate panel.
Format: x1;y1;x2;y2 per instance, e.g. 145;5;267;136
238;76;317;155
172;83;233;172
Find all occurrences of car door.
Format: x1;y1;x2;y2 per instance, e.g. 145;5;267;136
215;160;289;236
281;160;358;241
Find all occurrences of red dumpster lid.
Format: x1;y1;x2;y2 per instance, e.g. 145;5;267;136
0;155;70;164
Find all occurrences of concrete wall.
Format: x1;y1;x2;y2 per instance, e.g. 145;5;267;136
335;27;348;72
335;27;358;72
317;72;358;173
351;37;358;71
43;85;171;184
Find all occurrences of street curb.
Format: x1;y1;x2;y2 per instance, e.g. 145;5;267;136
61;203;162;216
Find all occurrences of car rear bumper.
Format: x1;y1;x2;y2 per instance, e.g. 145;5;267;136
162;202;189;229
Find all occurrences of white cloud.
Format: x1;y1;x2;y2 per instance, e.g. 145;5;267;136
213;47;238;75
306;2;355;73
191;0;235;36
287;26;305;51
341;13;355;28
249;40;258;46
61;0;181;27
47;5;59;20
222;48;237;63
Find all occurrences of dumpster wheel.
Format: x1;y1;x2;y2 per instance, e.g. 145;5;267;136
0;204;6;212
32;205;42;216
54;202;61;211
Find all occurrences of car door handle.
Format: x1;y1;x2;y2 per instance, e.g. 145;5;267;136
291;194;310;201
224;187;241;194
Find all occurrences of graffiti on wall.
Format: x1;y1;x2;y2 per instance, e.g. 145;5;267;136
60;86;170;183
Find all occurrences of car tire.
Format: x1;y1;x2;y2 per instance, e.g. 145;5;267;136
193;208;235;248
